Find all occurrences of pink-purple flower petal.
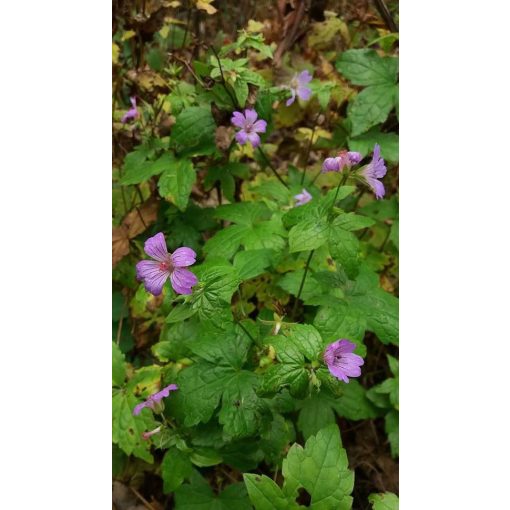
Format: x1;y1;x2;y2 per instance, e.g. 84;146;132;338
246;132;261;148
298;70;313;84
359;144;387;199
244;108;258;124
136;260;170;296
170;267;198;295
294;188;312;206
286;88;296;106
144;232;169;262
235;130;249;145
231;109;267;148
171;247;197;267
324;338;364;384
252;119;267;133
132;384;178;416
322;157;341;173
231;111;246;128
297;85;312;101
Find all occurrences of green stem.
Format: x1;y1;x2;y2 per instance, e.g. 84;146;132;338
291;250;314;320
210;45;239;109
257;146;288;188
310;167;323;186
332;171;349;207
300;111;322;186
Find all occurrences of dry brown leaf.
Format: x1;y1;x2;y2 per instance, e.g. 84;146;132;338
112;226;130;267
112;198;159;267
215;126;234;151
123;198;159;239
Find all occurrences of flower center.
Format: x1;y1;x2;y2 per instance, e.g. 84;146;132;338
159;259;173;272
244;123;253;132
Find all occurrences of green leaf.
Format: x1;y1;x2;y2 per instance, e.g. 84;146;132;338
350;287;399;345
368;492;399;510
176;473;252;510
166;303;197;323
329;222;361;278
297;393;336;440
240;69;266;87
289;216;330;253
336;49;398;87
204;225;248;260
112;342;126;387
215;202;270;226
158;158;196;211
173;326;261;439
333;212;376;231
191;265;240;324
349;127;399;163
282;424;354;509
112;390;157;463
313;303;366;346
359;197;398;221
243;474;292;510
121;153;174;185
278;269;323;304
233;249;273;280
190;448;223;467
285;324;323;362
260;335;312;398
348;84;397;136
161;447;193;493
172;106;216;151
390;219;399;249
385;410;399;458
218;370;261;440
298;383;379;438
242;218;287;252
232;78;249;107
330;380;380;420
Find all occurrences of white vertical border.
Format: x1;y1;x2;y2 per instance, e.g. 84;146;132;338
0;0;111;507
400;0;510;508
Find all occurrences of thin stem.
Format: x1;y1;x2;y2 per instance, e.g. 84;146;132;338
332;171;349;207
351;188;364;211
310;167;323;186
300;110;321;186
291;250;314;320
379;225;392;252
210;45;238;109
257;146;288;188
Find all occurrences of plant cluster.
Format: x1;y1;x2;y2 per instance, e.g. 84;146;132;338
113;3;399;508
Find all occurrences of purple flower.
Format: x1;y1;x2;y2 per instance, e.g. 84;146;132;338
133;384;178;416
359;144;387;199
231;109;267;148
324;339;364;383
121;96;139;123
322;150;363;173
294;188;312;206
286;70;313;106
136;232;198;296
